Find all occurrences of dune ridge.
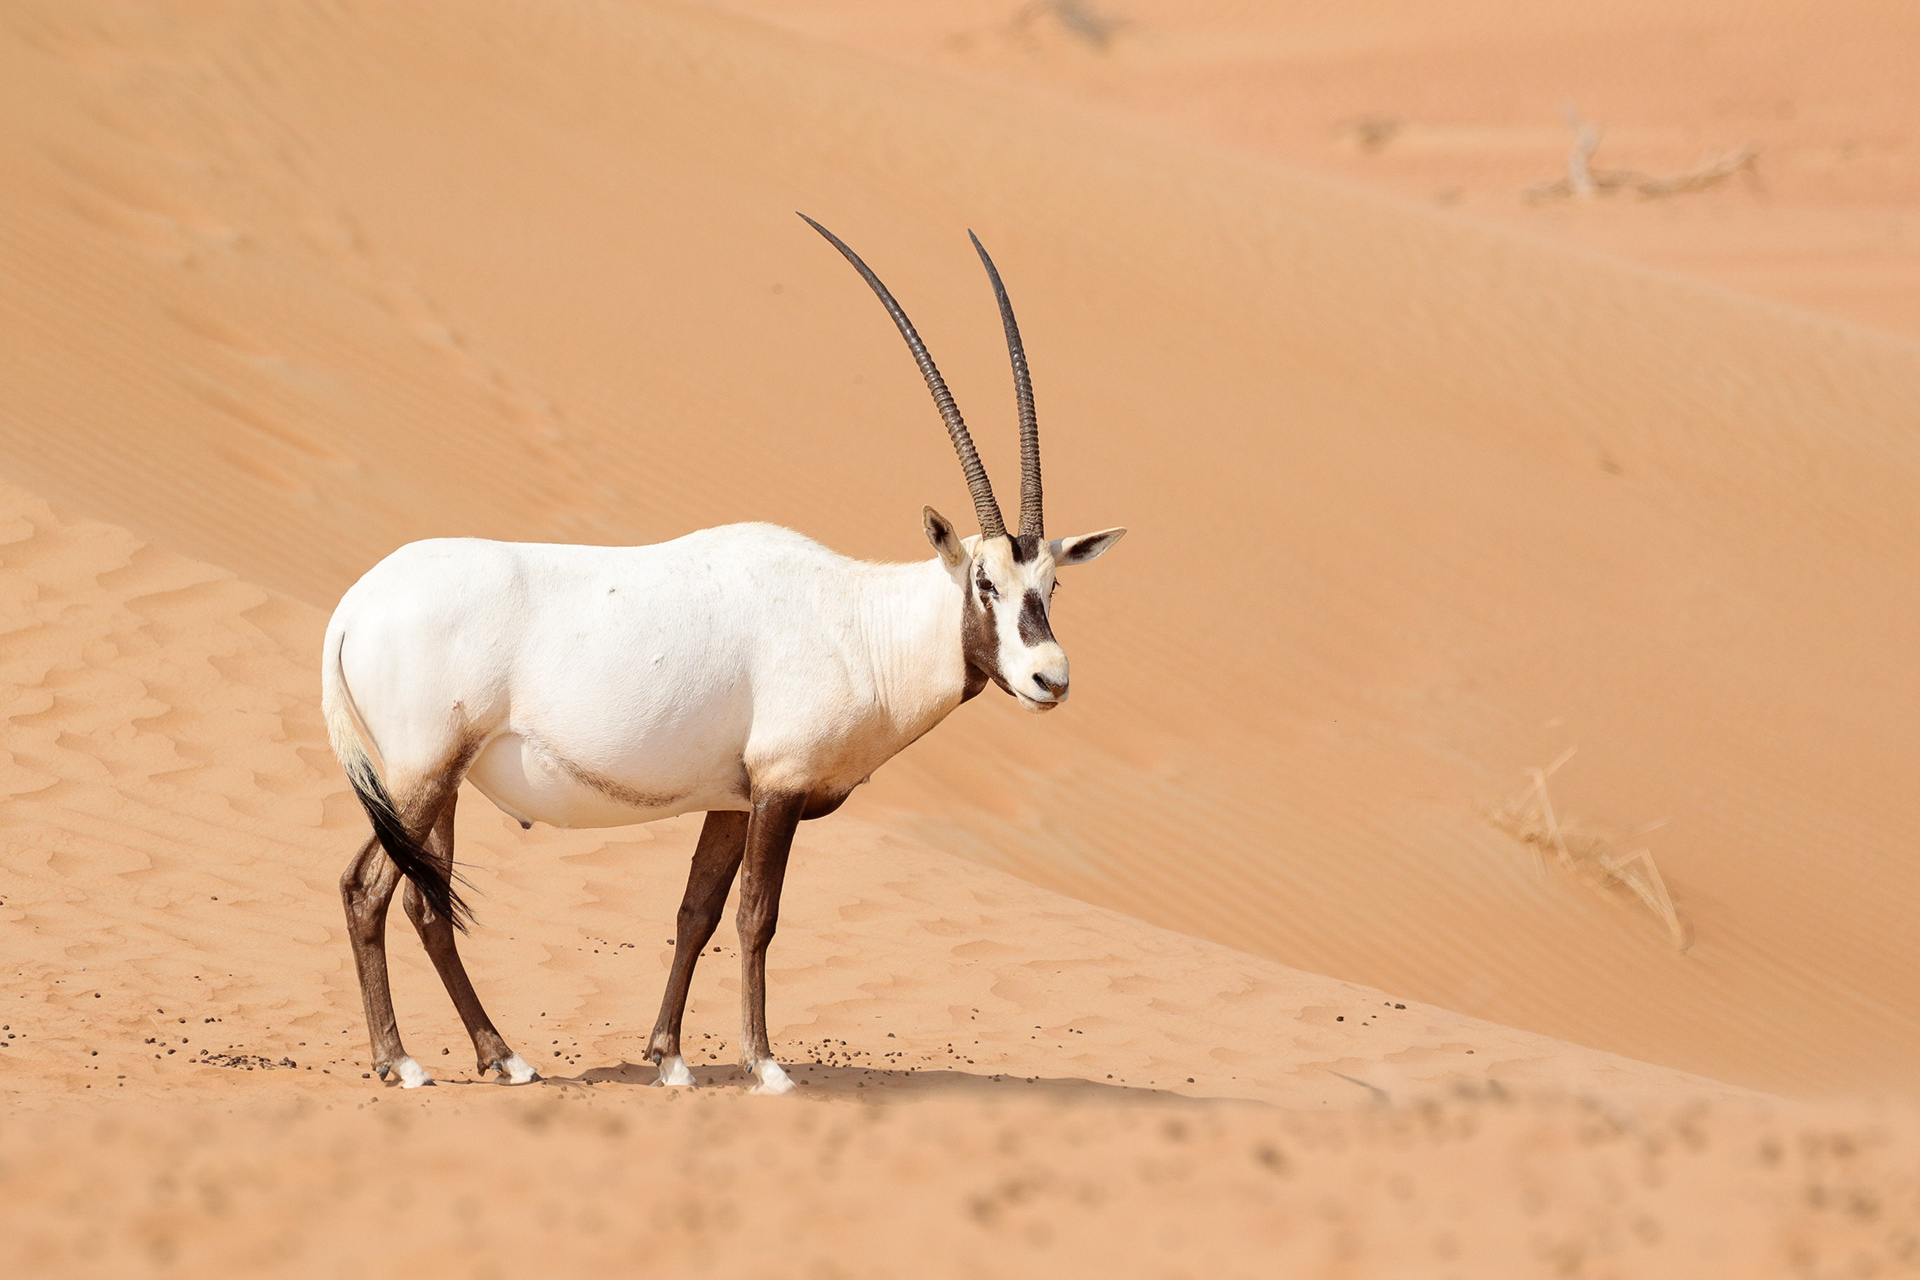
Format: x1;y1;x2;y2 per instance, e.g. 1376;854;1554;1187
4;0;1920;1097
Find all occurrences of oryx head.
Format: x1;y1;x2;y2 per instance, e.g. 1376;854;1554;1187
804;215;1126;713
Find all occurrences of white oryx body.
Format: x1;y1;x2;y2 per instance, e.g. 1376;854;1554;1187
325;217;1123;1095
326;523;1052;834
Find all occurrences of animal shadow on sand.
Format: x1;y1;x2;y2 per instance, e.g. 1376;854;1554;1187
547;1060;1222;1105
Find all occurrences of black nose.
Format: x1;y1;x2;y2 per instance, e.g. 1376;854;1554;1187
1032;673;1067;698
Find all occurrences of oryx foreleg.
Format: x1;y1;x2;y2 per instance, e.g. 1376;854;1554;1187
737;791;804;1095
401;790;538;1085
646;809;750;1086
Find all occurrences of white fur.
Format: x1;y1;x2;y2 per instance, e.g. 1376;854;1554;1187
392;1056;433;1089
325;525;974;825
495;1053;539;1085
749;1058;795;1096
655;1055;694;1087
969;537;1069;713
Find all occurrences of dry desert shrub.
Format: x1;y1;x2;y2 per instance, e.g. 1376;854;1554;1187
1525;104;1761;203
1490;748;1689;949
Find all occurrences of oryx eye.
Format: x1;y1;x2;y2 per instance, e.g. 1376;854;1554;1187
975;574;997;600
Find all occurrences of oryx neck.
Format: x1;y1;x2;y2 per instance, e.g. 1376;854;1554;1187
854;556;970;729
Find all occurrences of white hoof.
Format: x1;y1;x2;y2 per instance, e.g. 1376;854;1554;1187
655;1055;695;1087
393;1056;435;1089
748;1058;795;1096
492;1053;540;1085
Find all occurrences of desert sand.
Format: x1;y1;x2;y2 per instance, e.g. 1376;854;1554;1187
3;1;1920;1274
723;0;1920;339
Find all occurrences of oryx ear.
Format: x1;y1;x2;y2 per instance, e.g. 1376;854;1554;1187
1050;527;1127;567
924;506;970;579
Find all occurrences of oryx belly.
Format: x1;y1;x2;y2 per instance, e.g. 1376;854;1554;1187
465;729;749;828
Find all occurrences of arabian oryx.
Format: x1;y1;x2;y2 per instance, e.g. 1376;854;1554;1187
322;215;1126;1093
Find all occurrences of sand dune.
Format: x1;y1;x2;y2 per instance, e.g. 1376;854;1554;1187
718;0;1920;339
3;475;1799;1275
4;0;1920;1271
6;0;1920;1093
0;476;1716;1105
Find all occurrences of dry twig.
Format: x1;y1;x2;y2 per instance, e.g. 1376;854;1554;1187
1491;751;1689;949
1633;143;1761;197
1525;105;1761;203
1521;745;1579;878
1600;848;1685;948
1561;103;1601;199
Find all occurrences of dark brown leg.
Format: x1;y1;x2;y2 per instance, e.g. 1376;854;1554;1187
737;791;804;1094
401;791;538;1084
646;810;750;1085
341;833;429;1086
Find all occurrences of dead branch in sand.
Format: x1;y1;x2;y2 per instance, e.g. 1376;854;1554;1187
1633;144;1763;197
1490;750;1689;949
1521;745;1580;878
1561;103;1601;199
1599;848;1685;949
1525;104;1761;203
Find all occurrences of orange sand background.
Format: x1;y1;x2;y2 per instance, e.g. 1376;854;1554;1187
3;2;1919;1274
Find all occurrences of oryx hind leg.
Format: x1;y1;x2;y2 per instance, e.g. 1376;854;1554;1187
647;809;750;1086
340;752;470;1089
341;831;433;1088
401;788;538;1085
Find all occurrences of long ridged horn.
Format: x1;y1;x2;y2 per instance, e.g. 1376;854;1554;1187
968;231;1041;539
800;214;1006;539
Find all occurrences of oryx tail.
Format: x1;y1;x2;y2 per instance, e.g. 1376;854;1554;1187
322;628;473;929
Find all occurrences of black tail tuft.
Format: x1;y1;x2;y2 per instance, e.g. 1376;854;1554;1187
345;760;474;931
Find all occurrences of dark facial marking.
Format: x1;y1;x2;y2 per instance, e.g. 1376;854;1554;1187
960;584;1012;698
1010;534;1042;564
1016;589;1053;646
